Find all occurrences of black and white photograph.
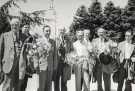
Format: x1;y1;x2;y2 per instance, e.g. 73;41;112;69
0;0;135;91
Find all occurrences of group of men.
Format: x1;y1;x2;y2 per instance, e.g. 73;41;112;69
0;17;135;91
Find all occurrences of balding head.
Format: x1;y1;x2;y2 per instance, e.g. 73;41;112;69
97;28;106;38
10;18;20;33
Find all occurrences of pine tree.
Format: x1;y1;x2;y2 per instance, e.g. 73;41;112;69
70;5;89;33
88;0;103;37
70;0;103;38
126;0;135;29
127;0;135;14
0;0;26;35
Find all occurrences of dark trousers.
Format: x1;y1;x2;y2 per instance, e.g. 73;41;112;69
117;68;132;91
117;59;132;91
18;74;29;91
117;79;132;91
39;70;52;91
96;64;111;91
2;65;19;91
54;63;67;91
74;64;83;91
117;66;126;91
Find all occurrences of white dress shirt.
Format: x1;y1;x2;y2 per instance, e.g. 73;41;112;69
95;38;110;56
84;38;93;53
73;40;89;57
124;41;132;59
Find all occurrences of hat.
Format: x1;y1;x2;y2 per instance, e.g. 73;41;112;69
99;52;113;65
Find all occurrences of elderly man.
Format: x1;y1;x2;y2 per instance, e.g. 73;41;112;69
117;31;135;91
0;18;21;91
92;28;112;91
54;29;65;91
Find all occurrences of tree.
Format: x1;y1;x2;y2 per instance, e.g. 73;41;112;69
0;0;45;35
87;0;103;37
126;0;135;29
0;0;26;34
20;10;45;26
70;0;103;36
127;0;135;14
70;5;89;33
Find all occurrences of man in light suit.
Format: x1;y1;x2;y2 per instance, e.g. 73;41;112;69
0;18;21;91
92;28;112;91
117;31;134;91
73;29;94;91
73;30;84;91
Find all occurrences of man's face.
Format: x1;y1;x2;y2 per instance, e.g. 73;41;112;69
84;29;90;39
76;31;84;41
43;27;51;38
125;32;132;42
97;29;106;38
59;29;65;36
22;25;30;35
10;19;20;33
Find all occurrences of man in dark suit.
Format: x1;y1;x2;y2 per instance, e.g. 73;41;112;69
54;29;72;91
38;25;56;91
0;18;21;91
18;23;31;91
92;28;112;91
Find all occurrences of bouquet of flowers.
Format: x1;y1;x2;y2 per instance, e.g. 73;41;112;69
65;51;78;66
27;37;51;69
65;51;88;66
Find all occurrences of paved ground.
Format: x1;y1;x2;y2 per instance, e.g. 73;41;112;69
0;74;135;91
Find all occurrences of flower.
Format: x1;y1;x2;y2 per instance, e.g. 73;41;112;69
27;37;51;59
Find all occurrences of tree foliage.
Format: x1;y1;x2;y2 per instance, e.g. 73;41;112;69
0;0;44;35
0;0;26;34
70;0;135;42
70;0;103;38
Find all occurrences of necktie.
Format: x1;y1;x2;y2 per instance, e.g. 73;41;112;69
13;32;22;57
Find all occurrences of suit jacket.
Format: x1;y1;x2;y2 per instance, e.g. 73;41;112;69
56;37;63;63
92;38;117;74
19;36;34;79
118;41;135;63
56;36;73;62
43;38;56;71
55;36;73;81
92;38;111;57
0;31;18;74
